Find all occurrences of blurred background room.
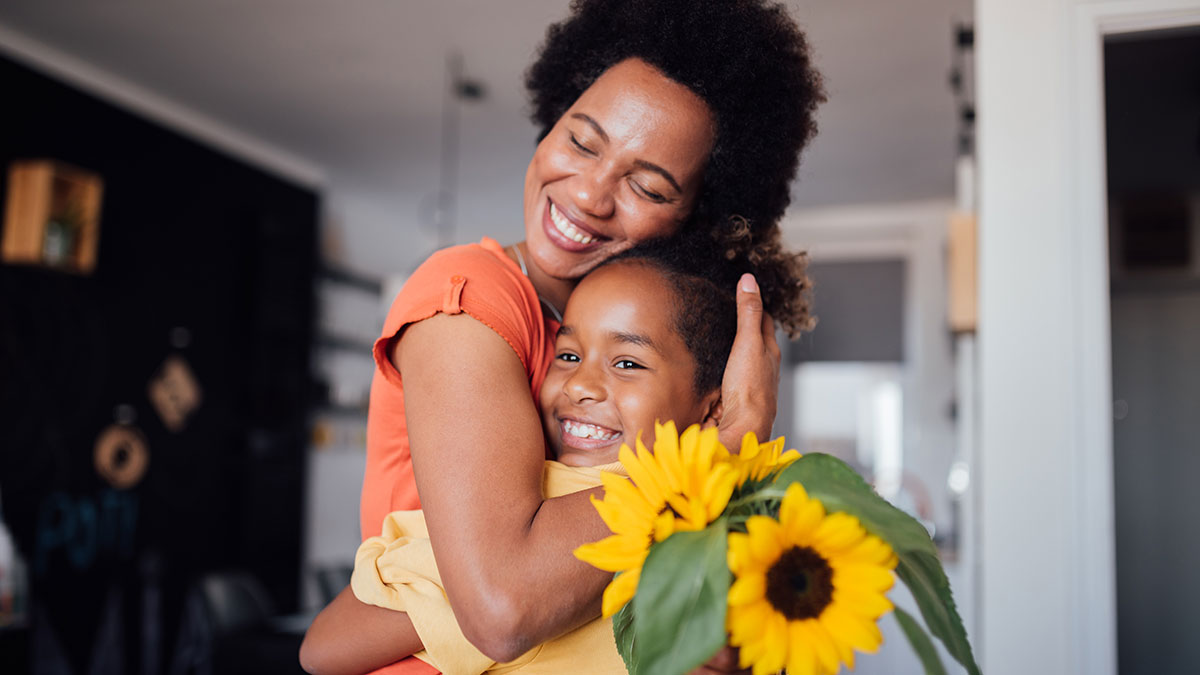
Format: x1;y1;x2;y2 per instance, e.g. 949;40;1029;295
1;1;1198;674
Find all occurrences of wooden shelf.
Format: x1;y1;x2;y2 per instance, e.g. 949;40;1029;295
2;160;104;274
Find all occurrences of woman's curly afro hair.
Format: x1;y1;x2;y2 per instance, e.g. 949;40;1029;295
526;0;825;335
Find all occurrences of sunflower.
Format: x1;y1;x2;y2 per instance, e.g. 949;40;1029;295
729;431;803;487
727;483;897;675
574;420;739;617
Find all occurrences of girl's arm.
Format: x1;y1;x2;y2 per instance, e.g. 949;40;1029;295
299;586;424;675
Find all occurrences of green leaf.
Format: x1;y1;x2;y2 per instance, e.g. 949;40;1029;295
894;606;948;675
774;454;981;675
630;520;729;675
612;595;638;673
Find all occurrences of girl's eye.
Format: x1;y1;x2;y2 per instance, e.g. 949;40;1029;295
569;134;595;155
614;359;644;370
556;353;580;363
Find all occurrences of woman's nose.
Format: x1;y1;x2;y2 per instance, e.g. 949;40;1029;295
565;363;606;404
572;164;617;219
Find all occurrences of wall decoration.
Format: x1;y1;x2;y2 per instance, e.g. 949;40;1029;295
93;424;150;490
1;159;104;274
147;354;203;432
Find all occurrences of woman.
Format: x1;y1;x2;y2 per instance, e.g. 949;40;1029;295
301;1;823;673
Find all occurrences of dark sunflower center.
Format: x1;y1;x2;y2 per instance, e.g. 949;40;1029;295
765;546;834;620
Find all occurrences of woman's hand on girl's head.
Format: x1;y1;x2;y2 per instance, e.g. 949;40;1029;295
716;274;782;450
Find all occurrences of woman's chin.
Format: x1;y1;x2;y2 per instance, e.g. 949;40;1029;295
525;236;608;281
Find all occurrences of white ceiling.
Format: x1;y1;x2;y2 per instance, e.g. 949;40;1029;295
0;0;971;213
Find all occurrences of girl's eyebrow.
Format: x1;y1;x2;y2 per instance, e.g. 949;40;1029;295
610;330;661;354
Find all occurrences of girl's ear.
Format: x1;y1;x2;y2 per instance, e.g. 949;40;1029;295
700;392;723;429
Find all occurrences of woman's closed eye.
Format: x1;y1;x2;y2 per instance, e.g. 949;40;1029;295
569;134;596;156
630;181;666;203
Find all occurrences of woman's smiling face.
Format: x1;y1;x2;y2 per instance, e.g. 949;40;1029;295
539;261;720;466
523;58;716;281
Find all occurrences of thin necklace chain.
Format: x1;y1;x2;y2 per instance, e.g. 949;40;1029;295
510;244;563;323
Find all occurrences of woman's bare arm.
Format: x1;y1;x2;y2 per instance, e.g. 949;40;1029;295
299;586;424;675
398;312;611;663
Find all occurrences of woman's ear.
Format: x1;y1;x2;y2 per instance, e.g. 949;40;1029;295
700;392;723;429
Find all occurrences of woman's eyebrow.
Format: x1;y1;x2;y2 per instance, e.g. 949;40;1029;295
570;113;682;194
570;113;609;143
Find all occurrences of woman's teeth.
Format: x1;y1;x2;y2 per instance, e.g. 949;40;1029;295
550;202;596;244
563;420;619;441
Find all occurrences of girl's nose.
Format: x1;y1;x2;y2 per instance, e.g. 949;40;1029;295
565;362;606;404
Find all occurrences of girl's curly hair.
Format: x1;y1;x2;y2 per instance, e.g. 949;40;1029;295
526;0;825;335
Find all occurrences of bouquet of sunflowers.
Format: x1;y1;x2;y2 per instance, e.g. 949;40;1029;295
575;421;980;675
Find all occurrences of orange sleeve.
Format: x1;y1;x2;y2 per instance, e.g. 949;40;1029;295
361;238;554;538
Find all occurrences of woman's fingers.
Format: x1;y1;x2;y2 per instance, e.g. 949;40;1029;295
737;274;766;344
719;274;781;447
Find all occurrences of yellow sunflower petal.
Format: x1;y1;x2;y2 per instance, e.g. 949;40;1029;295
655;421;687;493
820;603;882;655
812;512;867;554
728;600;773;645
753;612;788;675
801;618;842;674
744;515;784;564
740;430;761;457
728;571;766;606
599;471;656;518
653;510;676;542
782;491;826;545
619;443;667;508
831;563;896;593
573;534;648;572
837;534;897;566
833;586;895;620
702;466;738;522
591;493;653;537
601;566;641;618
786;620;818;675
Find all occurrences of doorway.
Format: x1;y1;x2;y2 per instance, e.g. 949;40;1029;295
1105;28;1200;675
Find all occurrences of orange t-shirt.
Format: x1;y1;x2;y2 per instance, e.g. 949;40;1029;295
359;238;556;675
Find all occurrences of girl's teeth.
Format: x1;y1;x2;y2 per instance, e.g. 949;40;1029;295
564;420;618;441
550;202;595;245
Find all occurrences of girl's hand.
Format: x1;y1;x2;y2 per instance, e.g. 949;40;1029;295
717;274;781;450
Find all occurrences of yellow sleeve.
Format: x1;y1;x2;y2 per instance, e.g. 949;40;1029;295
352;510;503;675
352;462;629;675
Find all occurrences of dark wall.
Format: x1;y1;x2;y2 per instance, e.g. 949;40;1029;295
0;53;316;673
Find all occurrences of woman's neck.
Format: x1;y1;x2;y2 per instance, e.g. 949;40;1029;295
508;241;575;320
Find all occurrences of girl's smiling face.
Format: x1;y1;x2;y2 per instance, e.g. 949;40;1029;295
522;58;716;282
539;261;721;466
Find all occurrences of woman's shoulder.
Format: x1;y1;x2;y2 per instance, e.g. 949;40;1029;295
374;237;549;382
400;237;536;316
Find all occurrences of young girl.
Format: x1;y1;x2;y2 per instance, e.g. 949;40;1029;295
351;245;744;674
